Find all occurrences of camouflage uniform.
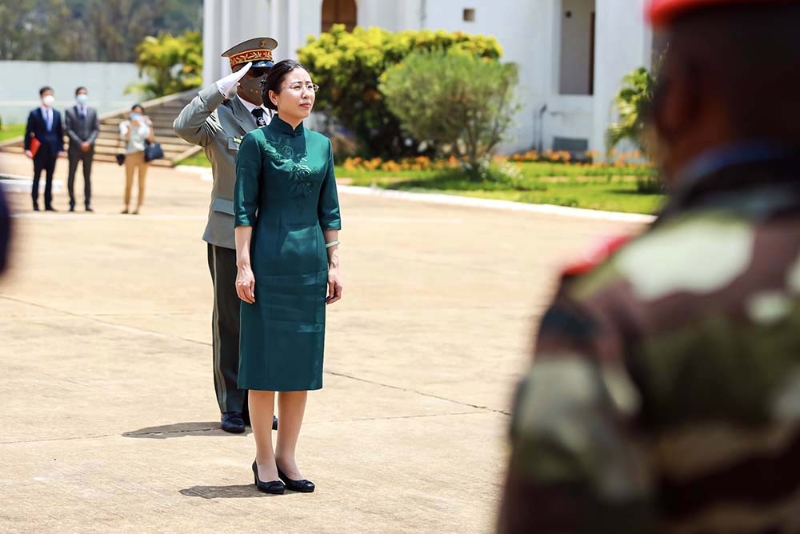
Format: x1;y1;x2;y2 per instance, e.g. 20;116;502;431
499;151;800;533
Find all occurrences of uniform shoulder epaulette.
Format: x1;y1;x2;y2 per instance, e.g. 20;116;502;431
561;234;633;277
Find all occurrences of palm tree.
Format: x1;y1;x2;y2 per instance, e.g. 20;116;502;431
606;66;656;155
127;31;203;98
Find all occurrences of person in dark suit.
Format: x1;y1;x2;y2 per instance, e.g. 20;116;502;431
64;86;99;212
24;86;64;211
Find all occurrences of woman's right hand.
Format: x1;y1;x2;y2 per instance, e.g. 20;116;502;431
236;264;256;304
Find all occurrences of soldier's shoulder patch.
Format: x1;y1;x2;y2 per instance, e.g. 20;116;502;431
561;234;634;278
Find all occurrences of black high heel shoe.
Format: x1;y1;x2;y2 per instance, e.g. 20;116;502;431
252;461;285;494
277;466;315;493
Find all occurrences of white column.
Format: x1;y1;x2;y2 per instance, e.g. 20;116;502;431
288;0;300;59
220;0;233;76
203;0;222;84
270;0;281;42
391;0;422;31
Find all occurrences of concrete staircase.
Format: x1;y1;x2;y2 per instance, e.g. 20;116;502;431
0;89;203;168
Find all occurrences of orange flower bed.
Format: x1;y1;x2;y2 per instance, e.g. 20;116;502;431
340;150;651;172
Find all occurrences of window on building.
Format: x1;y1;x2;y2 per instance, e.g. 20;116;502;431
463;8;476;22
558;0;596;96
322;0;357;33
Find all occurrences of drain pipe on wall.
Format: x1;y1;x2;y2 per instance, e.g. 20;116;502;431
536;104;548;153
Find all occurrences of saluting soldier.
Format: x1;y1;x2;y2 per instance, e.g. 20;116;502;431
499;0;800;532
174;37;279;434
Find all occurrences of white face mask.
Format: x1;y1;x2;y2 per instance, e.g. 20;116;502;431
76;94;88;106
42;95;55;107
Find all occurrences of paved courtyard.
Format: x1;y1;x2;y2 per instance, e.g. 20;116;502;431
0;152;643;533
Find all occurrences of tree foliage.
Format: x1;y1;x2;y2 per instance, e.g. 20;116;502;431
0;0;202;62
298;25;503;159
128;31;202;98
380;50;520;179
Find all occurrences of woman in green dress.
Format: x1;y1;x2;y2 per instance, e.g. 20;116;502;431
234;59;342;495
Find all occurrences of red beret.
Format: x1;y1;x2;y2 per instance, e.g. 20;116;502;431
648;0;797;27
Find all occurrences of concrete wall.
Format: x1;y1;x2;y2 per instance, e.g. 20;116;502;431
0;61;147;125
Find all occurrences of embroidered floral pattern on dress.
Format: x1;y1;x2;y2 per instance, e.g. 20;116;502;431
264;137;317;199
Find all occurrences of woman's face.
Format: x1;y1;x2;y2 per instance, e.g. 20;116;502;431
131;107;144;118
270;68;316;122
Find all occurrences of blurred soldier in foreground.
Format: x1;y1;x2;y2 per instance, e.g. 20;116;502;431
0;186;11;275
499;0;800;532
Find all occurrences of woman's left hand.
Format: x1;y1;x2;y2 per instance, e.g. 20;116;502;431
326;267;343;305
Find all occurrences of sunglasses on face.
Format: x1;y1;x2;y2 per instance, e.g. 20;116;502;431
246;67;270;78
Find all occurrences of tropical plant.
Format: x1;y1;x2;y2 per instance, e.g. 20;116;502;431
380;50;520;180
606;66;656;155
127;31;203;98
298;25;502;159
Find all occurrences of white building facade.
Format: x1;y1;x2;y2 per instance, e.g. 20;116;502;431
203;0;657;155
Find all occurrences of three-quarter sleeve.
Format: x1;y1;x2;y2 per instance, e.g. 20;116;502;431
318;140;341;230
234;132;262;227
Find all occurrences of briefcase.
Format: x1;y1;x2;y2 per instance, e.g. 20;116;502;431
144;141;164;162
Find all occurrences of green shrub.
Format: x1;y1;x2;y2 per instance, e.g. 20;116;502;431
298;25;502;159
380;50;519;181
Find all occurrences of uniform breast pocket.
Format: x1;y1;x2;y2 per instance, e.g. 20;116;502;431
227;137;241;153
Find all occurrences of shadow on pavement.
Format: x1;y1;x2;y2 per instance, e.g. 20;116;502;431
179;485;274;499
122;422;251;439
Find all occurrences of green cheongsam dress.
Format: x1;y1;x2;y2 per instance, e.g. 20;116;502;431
234;116;341;391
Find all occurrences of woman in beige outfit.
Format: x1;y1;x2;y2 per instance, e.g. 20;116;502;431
119;104;154;214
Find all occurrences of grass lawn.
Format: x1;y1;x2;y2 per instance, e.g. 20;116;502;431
339;162;665;215
175;155;664;214
0;124;25;143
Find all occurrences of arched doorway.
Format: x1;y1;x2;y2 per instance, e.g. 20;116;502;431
321;0;357;32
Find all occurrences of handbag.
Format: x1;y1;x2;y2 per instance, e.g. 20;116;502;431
144;141;164;162
116;136;126;166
